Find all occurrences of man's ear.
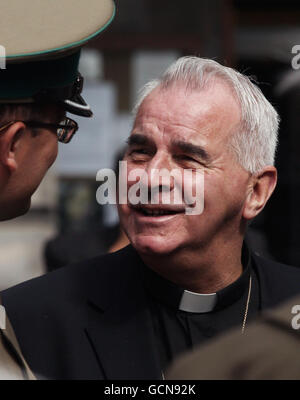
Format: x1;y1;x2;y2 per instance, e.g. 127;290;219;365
0;122;26;173
243;166;277;220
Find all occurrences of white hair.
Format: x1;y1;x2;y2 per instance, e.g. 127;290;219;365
133;56;279;174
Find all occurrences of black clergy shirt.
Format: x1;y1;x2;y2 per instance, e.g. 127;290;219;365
141;246;260;371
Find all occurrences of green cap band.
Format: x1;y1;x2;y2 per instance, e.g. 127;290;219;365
0;51;80;101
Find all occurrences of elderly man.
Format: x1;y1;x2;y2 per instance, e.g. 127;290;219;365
3;57;300;380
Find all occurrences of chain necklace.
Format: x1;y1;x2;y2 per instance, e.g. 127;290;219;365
241;275;252;334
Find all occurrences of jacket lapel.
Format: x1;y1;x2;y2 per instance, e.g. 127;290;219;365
85;246;162;380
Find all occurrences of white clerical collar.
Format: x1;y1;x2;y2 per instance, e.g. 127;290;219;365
179;290;217;313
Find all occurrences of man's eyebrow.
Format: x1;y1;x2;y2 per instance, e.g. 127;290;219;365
126;134;154;147
173;140;211;161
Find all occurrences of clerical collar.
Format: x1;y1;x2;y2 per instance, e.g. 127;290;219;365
141;244;252;314
179;290;217;313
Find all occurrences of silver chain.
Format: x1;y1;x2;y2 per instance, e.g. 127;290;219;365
241;275;252;334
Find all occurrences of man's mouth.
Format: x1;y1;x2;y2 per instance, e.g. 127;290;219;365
130;205;184;217
138;208;177;216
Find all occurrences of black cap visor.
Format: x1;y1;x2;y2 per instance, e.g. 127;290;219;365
32;72;93;118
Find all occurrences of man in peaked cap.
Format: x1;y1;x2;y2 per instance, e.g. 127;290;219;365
0;0;115;379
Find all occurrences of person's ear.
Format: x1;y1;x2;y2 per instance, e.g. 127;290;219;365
0;122;26;172
243;166;277;220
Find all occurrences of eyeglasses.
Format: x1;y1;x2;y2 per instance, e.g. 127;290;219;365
0;117;78;144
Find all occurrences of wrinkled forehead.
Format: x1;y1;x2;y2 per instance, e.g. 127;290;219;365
133;82;242;144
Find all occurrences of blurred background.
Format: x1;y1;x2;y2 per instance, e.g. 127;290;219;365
1;0;300;289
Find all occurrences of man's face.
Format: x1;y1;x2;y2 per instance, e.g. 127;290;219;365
0;108;62;220
118;81;253;257
14;125;59;214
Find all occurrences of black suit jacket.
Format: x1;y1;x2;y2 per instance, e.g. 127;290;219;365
2;245;300;380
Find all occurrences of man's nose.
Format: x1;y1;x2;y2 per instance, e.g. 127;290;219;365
146;151;171;170
144;152;175;192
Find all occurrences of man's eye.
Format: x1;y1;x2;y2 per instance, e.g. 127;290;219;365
174;155;205;169
127;149;151;161
176;155;197;163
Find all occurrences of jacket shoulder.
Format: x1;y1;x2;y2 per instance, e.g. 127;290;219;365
253;253;300;308
253;253;300;278
1;245;136;316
